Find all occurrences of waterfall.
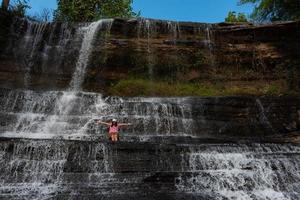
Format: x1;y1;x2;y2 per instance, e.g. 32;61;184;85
69;19;113;91
167;21;181;44
40;19;113;137
205;24;216;67
138;18;155;81
2;19;114;139
14;21;48;88
0;18;299;200
41;23;72;73
176;143;300;199
0;139;299;199
1;89;195;139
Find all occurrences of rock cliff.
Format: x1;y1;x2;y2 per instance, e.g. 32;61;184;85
0;14;299;94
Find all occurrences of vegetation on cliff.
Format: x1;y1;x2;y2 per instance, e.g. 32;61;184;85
108;79;290;97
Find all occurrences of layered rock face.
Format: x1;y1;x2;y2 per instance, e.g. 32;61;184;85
1;88;299;139
0;12;300;199
0;14;299;92
1;139;300;199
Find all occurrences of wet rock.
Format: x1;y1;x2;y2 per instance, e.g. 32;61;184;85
0;16;299;93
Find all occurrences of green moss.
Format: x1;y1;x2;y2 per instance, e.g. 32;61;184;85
108;79;289;97
263;84;281;95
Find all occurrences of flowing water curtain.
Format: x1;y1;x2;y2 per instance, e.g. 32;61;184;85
1;19;114;138
11;20;49;88
192;23;216;72
176;143;300;199
41;23;73;74
137;18;156;82
30;19;113;137
69;19;114;91
167;21;181;45
0;140;112;198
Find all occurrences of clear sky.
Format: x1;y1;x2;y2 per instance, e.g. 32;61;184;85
24;0;254;23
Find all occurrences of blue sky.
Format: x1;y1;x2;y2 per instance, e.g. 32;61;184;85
24;0;254;23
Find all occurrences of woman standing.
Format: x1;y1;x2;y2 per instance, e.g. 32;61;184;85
96;119;132;142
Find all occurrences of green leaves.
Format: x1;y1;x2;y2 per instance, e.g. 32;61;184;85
9;0;31;17
54;0;138;22
225;11;248;22
239;0;300;21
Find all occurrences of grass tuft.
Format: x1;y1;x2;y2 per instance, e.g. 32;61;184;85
108;79;290;97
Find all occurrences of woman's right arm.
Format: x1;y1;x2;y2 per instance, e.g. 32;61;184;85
96;121;110;126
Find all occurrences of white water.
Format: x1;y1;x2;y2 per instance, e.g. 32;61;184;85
176;143;300;200
0;141;110;199
69;19;113;91
138;19;155;79
167;21;181;44
2;19;114;139
17;21;48;88
41;23;73;72
37;19;113;138
1;89;195;139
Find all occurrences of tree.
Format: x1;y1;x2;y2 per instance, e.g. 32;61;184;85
225;11;248;22
237;13;248;22
31;8;53;22
10;0;31;17
239;0;300;21
54;0;138;22
1;0;10;10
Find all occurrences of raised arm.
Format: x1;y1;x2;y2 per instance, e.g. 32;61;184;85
96;121;110;126
118;123;132;127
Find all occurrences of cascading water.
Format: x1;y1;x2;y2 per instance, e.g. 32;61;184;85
0;18;299;200
2;19;114;139
138;18;155;80
176;143;300;200
204;24;216;67
41;19;113;137
41;23;72;73
1;89;194;139
167;21;181;44
14;21;48;88
69;19;113;91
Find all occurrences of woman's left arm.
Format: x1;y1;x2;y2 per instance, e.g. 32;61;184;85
119;123;132;127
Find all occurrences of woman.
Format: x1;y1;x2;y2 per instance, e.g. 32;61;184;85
96;119;132;142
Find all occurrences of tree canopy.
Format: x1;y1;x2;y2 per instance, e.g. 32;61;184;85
239;0;300;21
54;0;138;22
225;11;248;22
